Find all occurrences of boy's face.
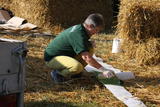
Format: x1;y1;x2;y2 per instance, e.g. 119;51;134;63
88;25;103;35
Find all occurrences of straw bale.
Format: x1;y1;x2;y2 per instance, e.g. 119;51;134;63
117;0;160;42
117;0;160;65
0;0;12;9
136;38;160;65
121;38;160;65
1;0;113;34
11;0;49;30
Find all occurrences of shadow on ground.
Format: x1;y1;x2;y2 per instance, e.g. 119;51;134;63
25;101;77;107
123;75;160;87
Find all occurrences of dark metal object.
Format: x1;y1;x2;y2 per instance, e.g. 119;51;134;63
0;38;27;107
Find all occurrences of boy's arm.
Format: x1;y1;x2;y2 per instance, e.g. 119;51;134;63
80;51;102;69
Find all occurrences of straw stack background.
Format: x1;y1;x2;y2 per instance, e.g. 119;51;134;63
116;0;160;65
0;0;113;34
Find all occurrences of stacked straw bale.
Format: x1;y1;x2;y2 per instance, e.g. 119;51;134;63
0;0;113;34
117;0;160;65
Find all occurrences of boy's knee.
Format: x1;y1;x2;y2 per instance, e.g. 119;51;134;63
72;62;84;74
60;63;83;77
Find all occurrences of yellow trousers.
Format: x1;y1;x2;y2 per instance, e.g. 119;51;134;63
46;49;93;77
46;56;84;77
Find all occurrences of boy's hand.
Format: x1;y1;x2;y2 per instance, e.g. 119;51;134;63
98;67;115;79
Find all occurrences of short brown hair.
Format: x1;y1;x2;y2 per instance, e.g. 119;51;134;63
84;13;104;28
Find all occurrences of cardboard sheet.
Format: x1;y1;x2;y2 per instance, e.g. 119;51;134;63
0;10;11;22
0;16;37;30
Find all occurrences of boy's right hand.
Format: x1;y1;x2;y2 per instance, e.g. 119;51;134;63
98;67;115;79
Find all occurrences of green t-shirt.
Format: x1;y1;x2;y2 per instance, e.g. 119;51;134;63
44;24;92;61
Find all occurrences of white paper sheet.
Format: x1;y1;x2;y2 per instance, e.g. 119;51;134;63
85;63;135;81
105;85;146;107
84;54;146;107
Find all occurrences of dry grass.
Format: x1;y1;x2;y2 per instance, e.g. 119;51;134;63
1;34;160;107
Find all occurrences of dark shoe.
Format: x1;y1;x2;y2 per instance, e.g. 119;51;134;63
50;70;66;84
71;72;83;78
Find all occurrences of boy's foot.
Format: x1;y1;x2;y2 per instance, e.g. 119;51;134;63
51;70;84;84
50;70;66;84
70;72;82;78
